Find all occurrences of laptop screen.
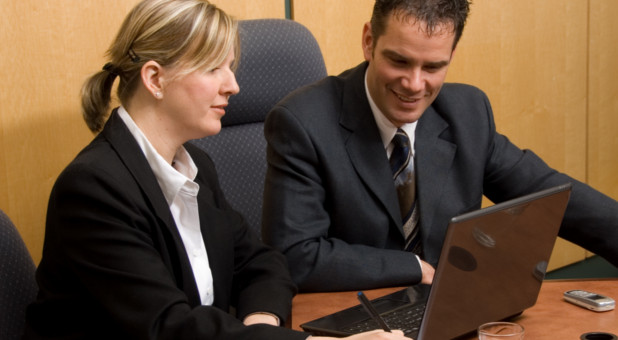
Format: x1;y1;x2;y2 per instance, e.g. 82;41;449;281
419;183;572;338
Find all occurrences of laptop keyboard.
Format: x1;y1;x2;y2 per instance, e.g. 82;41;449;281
341;303;426;336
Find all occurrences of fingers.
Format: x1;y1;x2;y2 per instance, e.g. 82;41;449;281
349;329;413;339
391;329;413;338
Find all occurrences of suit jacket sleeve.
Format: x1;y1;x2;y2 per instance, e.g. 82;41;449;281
441;85;618;268
423;83;618;269
480;124;618;267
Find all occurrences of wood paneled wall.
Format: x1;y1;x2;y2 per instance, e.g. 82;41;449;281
1;0;616;270
0;0;141;265
589;1;618;201
292;0;374;74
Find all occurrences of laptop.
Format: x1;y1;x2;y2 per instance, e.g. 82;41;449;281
301;183;572;339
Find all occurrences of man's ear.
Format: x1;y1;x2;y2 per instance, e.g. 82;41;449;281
361;22;374;62
141;60;165;99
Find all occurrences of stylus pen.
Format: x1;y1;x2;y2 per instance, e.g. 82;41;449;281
357;291;392;333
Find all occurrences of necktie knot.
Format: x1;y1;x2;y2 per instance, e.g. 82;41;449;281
390;129;411;179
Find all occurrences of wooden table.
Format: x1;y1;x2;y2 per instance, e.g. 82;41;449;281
292;279;618;339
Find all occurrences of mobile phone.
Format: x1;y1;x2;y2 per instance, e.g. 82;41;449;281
563;289;615;312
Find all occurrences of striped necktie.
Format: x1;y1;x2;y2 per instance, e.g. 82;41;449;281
389;129;422;255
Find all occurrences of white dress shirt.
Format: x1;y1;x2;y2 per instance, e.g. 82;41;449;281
117;107;215;306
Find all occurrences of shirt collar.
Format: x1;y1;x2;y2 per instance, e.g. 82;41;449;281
364;69;417;154
117;106;199;206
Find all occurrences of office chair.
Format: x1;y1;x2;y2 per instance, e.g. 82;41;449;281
0;209;38;340
191;19;327;236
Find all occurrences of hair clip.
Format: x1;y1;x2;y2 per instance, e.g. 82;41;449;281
128;48;141;63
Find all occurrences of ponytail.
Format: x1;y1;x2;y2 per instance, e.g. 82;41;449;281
80;66;118;133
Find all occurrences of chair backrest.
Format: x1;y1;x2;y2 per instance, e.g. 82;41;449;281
0;209;38;340
191;19;327;236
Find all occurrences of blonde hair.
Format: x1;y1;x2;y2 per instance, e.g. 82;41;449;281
81;0;239;132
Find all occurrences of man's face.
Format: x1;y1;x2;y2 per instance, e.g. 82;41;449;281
363;14;456;127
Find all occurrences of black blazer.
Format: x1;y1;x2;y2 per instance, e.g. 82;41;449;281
24;111;308;340
262;62;618;292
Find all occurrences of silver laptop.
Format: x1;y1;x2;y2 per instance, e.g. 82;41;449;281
301;183;572;339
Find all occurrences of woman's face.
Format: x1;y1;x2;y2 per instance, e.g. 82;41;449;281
159;49;239;142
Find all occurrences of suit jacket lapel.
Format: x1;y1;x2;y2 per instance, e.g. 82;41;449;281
415;106;456;260
339;64;403;228
101;110;202;306
103;111;174;226
338;64;458;249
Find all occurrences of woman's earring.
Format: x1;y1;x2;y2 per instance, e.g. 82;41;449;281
155;91;162;99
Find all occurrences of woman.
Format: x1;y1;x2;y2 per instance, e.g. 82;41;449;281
23;1;409;339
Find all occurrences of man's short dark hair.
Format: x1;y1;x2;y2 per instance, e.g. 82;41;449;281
370;0;471;49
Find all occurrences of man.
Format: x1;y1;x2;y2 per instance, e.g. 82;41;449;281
262;0;618;292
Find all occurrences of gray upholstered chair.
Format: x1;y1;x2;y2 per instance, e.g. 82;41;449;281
0;209;38;340
191;19;327;236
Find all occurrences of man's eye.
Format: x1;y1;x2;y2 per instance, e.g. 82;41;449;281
391;58;407;66
424;65;442;72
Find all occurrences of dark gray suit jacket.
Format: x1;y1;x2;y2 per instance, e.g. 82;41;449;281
263;62;618;292
25;111;308;340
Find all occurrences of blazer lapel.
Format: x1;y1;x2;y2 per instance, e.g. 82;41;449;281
337;63;458;246
102;110;202;306
415;106;456;259
103;111;174;226
339;64;403;228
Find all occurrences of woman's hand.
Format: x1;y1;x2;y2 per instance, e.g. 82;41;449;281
243;312;280;326
310;329;413;339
